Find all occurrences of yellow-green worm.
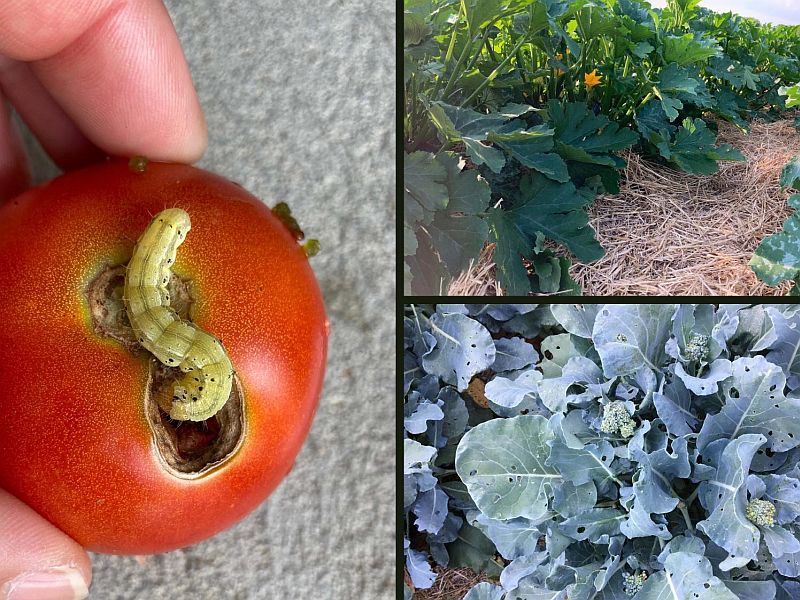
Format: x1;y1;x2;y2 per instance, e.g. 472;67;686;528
123;208;234;421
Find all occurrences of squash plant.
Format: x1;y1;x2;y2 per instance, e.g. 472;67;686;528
404;0;800;295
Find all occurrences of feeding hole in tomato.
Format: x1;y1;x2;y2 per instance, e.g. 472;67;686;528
86;264;245;478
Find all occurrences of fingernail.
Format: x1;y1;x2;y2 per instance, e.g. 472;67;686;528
3;567;88;600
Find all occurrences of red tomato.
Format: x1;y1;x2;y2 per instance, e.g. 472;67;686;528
0;158;328;554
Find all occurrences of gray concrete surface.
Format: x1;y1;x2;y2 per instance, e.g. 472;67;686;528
19;1;395;598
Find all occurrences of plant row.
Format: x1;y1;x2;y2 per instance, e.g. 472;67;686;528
404;0;800;294
404;304;800;599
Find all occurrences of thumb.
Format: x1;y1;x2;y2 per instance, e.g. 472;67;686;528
0;489;91;599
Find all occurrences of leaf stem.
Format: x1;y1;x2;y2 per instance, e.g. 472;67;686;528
460;33;529;107
685;485;700;507
677;500;694;533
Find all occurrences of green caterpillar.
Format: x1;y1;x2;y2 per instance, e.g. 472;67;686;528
124;208;233;421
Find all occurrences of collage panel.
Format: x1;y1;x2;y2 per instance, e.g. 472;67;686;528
402;303;800;599
403;0;800;297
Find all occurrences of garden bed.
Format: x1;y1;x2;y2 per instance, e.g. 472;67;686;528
448;118;800;296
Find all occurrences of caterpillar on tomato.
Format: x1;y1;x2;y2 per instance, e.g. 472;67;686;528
123;208;234;421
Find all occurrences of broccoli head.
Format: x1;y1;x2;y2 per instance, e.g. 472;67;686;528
600;402;636;438
623;571;648;596
685;333;710;363
745;498;776;527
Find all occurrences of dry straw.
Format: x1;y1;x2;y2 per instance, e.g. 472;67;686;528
448;118;800;296
411;567;493;600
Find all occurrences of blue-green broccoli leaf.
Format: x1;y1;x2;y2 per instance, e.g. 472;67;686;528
421;311;495;391
592;304;676;378
548;433;621;494
762;524;800;560
724;580;776;600
446;522;503;577
622;436;691;540
413;486;449;534
637;550;738;599
761;474;800;524
552;480;598;518
653;375;700;437
404;439;437;476
404;398;444;434
697;356;800;453
428;512;463;566
697;434;766;570
434;387;469;443
559;508;626;542
538;356;608;414
550;304;602;339
463;582;505;600
484;370;545;416
499;553;548;592
773;529;800;577
674;359;732;396
492;336;539;372
764;307;800;391
456;415;561;521
405;538;437;589
472;513;543;561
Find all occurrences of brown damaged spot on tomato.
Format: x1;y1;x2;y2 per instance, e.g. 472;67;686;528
86;265;245;477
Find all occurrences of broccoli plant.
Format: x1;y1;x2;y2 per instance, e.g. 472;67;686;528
404;304;800;600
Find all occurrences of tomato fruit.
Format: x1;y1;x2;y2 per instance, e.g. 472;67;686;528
0;158;328;554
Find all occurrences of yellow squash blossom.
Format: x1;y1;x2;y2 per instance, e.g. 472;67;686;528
554;53;565;76
584;69;602;88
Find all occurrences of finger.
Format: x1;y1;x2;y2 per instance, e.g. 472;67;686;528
0;56;103;170
0;0;207;164
0;0;115;62
0;489;90;600
0;92;30;202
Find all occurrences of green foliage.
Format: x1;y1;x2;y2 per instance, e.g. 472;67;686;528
651;118;745;175
784;83;800;108
653;63;705;121
404;152;490;294
404;0;800;294
780;156;800;190
662;32;720;66
750;157;800;291
489;173;601;295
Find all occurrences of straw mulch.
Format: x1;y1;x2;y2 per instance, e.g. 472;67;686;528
410;567;493;600
448;117;800;296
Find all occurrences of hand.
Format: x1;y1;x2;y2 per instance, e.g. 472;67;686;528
0;1;206;597
0;0;207;203
0;490;90;599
